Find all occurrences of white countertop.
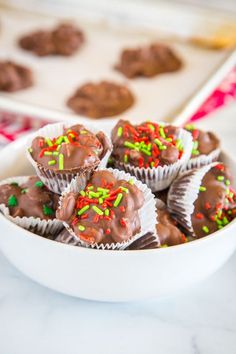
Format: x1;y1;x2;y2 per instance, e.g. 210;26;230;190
0;104;236;354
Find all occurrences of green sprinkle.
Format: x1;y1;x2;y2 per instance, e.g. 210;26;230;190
159;127;166;138
87;186;94;190
154;138;162;147
89;191;100;198
148;123;155;131
124;154;128;163
193;141;199;150
104;209;109;216
228;210;232;215
202;226;209;233
159;145;167;151
217;210;222;218
78;225;85;231
59;154;64;170
229;192;234;199
150;161;155;168
77;205;90;216
166;138;172;142
56;136;64;145
216;218;222;225
64;136;70;144
35;181;44;188
43;204;54;216
45;138;53;147
185;124;195;131
7;195;18;207
218;225;223;230
121;187;129;194
28;148;33;153
21;188;28;194
53;152;59;156
199;186;206;192
10;182;18;186
192;150;200;156
48;160;56;166
80;190;86;197
124;141;138;150
44;151;53;156
225;179;230;186
129;179;134;185
176;139;183;150
117;127;123;137
217;176;224;181
92;206;103;215
99;197;103;204
80;130;87;135
222;217;229;225
114;193;123;207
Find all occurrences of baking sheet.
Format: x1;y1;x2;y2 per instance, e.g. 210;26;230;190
0;6;235;124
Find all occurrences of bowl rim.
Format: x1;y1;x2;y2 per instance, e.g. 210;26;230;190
0;130;236;256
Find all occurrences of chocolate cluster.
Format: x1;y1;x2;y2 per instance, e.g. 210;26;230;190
0;176;58;219
67;81;134;118
0;60;33;92
19;23;84;56
57;170;144;245
115;43;182;78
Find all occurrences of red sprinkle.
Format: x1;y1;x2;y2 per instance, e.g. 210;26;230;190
196;213;204;219
205;202;211;210
120;218;127;227
105;228;111;235
120;206;126;213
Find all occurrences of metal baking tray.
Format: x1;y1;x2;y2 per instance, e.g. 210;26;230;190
0;2;235;125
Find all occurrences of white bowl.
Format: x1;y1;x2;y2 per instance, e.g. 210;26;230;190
0;130;236;302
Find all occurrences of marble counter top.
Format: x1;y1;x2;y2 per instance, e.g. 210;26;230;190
0;104;236;354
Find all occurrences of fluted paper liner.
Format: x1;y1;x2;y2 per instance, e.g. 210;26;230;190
58;168;157;250
167;162;218;235
55;228;82;246
113;126;193;192
0;176;63;236
26;120;112;194
181;148;220;172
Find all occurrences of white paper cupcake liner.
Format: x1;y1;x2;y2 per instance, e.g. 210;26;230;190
58;168;157;250
113;126;193;192
167;162;218;235
0;176;63;236
181;148;220;172
26;120;112;194
55;228;82;246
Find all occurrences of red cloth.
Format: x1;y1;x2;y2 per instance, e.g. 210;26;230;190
0;68;235;145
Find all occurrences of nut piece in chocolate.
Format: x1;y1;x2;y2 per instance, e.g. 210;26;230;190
67;81;135;118
0;60;33;92
56;170;145;246
19;23;84;56
115;43;182;78
0;176;58;219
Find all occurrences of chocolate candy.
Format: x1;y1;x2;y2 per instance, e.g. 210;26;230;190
115;43;182;78
56;170;144;245
185;125;220;158
191;164;236;238
156;208;187;246
29;124;111;173
0;176;58;219
19;23;84;56
67;81;135;118
0;61;33;92
110;120;183;169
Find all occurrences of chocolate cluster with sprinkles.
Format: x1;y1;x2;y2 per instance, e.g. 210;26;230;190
184;124;220;158
56;170;145;245
191;164;236;238
111;120;184;169
0;176;59;219
29;124;111;173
